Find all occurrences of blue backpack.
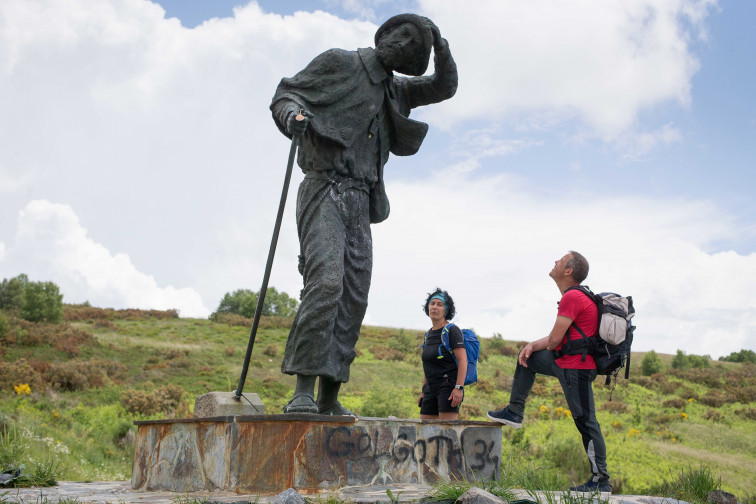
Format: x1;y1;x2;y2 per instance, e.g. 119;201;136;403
424;323;480;386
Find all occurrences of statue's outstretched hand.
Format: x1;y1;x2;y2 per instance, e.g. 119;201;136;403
287;109;310;136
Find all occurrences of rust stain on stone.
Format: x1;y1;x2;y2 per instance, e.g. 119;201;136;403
132;416;501;494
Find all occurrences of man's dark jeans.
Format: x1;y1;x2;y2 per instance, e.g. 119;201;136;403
509;349;610;482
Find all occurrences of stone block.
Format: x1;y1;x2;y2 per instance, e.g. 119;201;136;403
458;487;507;504
132;415;502;494
193;392;265;418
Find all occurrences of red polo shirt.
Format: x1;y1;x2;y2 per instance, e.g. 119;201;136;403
555;287;599;369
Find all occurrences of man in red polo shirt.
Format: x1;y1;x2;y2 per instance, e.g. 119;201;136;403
488;251;611;493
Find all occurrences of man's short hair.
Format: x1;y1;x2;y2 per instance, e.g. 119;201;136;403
567;251;589;284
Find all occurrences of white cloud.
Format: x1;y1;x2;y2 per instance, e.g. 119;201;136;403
0;200;210;317
1;0;750;361
369;172;756;359
417;0;717;141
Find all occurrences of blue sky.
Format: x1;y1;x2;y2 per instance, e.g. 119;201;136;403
1;0;754;358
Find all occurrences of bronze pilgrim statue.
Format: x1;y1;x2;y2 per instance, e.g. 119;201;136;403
270;13;458;414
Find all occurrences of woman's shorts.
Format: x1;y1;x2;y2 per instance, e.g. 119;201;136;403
420;374;461;415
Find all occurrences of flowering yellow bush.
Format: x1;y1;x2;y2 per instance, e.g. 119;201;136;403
13;383;31;395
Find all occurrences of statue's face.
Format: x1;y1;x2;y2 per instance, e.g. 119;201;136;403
375;22;424;74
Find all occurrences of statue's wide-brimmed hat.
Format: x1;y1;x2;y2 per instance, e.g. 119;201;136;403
374;13;434;76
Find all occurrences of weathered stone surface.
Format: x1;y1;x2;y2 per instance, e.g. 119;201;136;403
707;490;740;504
458;487;507;504
132;415;501;493
194;392;264;418
271;488;305;504
1;480;679;504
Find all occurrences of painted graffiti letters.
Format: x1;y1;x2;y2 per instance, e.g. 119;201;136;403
322;424;497;483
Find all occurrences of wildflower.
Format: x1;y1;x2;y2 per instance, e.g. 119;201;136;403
52;410;60;418
564;410;572;417
679;412;687;420
627;428;641;437
13;383;31;395
540;405;549;413
688;398;694;402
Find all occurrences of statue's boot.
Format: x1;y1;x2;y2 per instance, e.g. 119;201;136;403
283;375;318;414
283;393;318;414
317;377;356;416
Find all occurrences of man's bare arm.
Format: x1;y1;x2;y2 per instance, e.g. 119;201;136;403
518;316;572;367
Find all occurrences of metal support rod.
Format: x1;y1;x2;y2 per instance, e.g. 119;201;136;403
234;120;303;400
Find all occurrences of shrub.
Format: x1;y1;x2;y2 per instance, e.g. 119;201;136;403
389;329;416;354
672;350;692;371
719;349;756;363
260;376;288;398
500;346;518;356
0;274;27;311
121;390;155;415
530;382;548;397
663;398;686;409
459;404;483;420
370;345;404;361
262;345;278;357
64;304;179;321
0;359;45;393
476;379;495;394
670;368;723;388
213;287;298;318
359;387;414;418
210;312;250;327
642;464;721;503
735;407;756;421
699;390;726;408
47;359;126;391
121;385;184;416
641;351;665;376
486;333;508;353
600;401;629;413
20;281;63;323
495;374;513;392
730;385;756;404
702;409;723;422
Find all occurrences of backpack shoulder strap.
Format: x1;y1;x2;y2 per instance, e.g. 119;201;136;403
438;323;458;364
559;285;598;362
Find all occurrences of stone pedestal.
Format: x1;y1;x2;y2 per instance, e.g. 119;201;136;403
132;415;502;494
193;392;264;417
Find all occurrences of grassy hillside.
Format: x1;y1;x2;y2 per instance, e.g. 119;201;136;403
1;305;754;501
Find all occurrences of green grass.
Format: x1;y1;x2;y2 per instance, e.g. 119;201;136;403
1;306;755;501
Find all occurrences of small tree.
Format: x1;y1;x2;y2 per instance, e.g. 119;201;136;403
641;350;665;376
671;350;691;370
213;287;298;318
719;349;756;363
20;281;64;323
389;329;416;354
0;274;28;311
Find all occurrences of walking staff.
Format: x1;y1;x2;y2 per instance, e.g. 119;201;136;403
233;112;307;401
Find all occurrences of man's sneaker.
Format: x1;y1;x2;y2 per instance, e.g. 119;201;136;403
486;406;523;428
569;478;611;493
